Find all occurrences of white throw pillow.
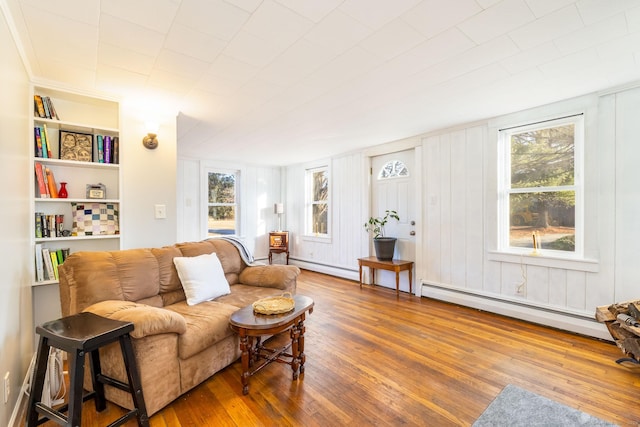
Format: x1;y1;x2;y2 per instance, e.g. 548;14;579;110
173;252;230;305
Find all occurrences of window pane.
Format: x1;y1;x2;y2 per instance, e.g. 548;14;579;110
511;124;574;189
378;160;409;179
208;173;236;203
208;206;235;236
312;171;328;202
312;203;328;234
509;192;575;252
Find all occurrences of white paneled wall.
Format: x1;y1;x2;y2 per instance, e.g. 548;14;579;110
420;88;640;339
284;153;367;278
175;84;640;340
176;157;282;257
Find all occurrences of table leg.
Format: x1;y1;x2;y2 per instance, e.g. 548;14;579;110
359;263;363;289
409;267;413;295
290;322;301;380
395;268;400;295
238;331;250;395
298;318;306;375
371;268;376;285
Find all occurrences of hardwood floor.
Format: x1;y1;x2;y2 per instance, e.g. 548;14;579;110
29;270;640;426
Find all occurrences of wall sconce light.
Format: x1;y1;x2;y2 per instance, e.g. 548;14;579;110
274;202;284;231
142;121;159;149
142;133;158;149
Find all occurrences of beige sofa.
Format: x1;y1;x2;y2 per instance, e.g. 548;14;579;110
57;239;300;415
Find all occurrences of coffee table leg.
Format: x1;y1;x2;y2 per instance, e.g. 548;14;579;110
238;330;250;395
290;322;300;380
298;318;306;375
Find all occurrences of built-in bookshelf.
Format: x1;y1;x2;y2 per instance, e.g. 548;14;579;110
30;85;122;286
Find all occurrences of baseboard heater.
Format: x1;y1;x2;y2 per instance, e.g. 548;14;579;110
420;280;611;341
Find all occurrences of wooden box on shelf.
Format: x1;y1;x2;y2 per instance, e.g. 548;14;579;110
269;231;289;265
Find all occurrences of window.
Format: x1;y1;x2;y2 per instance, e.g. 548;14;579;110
305;166;329;236
207;170;238;236
378;160;409;179
499;115;583;255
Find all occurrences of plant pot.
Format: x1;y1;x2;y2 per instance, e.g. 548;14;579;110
373;237;396;261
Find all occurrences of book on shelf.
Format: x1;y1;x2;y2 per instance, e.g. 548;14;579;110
49;250;59;280
34;162;49;198
104;135;112;164
112;136;119;164
34;127;44;158
40;126;50;158
33;95;59;120
35;213;64;238
45;167;59;198
41;248;55;281
34;95;46;118
35;212;43;238
97;135;104;163
34;243;44;282
43;124;53;158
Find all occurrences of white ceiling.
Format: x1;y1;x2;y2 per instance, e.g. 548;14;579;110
6;0;640;165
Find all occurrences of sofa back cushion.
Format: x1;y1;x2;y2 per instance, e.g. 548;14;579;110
58;239;247;316
59;249;163;316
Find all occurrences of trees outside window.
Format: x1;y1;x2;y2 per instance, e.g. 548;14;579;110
306;166;329;236
207;170;238;236
500;115;583;253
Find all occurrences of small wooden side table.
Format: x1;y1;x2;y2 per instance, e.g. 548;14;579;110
358;257;414;295
269;231;289;264
229;295;314;395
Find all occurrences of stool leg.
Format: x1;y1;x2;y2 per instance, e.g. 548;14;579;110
119;334;149;427
67;349;86;427
26;336;50;427
88;348;107;412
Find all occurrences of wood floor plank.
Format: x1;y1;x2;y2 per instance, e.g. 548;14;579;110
24;269;640;426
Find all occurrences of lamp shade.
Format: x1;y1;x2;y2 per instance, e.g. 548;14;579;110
274;203;284;214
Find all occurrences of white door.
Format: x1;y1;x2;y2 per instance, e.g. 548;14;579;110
370;149;416;293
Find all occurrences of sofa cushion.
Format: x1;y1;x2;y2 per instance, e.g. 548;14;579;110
83;300;187;338
173;253;230;306
165;301;239;359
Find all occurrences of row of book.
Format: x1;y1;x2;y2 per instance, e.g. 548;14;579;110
35;162;60;198
98;135;119;164
35;213;64;238
34;244;69;282
34;95;59;120
34;125;53;158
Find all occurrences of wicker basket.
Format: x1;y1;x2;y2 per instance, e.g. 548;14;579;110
252;292;295;315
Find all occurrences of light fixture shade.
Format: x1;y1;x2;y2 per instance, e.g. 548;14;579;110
274;203;284;214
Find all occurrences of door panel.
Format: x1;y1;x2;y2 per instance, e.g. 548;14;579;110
371;150;416;293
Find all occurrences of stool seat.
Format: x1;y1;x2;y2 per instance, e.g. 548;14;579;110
27;312;149;427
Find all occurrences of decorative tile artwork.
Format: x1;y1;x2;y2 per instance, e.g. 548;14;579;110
71;203;119;236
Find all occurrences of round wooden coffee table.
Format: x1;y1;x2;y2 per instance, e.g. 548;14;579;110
229;294;314;395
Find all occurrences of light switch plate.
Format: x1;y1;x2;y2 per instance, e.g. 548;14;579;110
155;204;166;219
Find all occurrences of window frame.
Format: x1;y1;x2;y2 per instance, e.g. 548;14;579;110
497;114;584;258
204;167;240;238
304;165;330;240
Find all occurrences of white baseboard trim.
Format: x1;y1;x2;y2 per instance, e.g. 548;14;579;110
421;283;612;341
289;258;359;282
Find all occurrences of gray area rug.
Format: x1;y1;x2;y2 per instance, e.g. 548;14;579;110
473;384;617;426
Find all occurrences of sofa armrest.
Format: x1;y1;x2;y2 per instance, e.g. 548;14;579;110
239;265;300;291
83;300;187;339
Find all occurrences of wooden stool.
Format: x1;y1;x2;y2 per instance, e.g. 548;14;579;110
26;312;149;427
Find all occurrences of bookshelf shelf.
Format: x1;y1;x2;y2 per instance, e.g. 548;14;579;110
35;235;120;243
30;85;122;288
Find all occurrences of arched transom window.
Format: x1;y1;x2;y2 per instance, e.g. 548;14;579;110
378;160;409;179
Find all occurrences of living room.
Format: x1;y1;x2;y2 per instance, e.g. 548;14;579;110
2;1;640;425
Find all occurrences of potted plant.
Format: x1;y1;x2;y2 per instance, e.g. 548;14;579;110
364;209;400;260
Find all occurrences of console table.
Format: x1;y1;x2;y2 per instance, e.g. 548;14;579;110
358;257;414;295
